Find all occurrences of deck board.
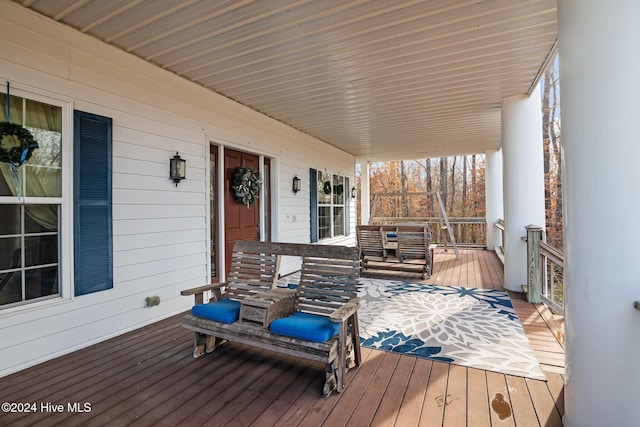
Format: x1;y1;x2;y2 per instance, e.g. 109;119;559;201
467;368;491;427
370;355;415;427
394;357;431;427
0;249;564;427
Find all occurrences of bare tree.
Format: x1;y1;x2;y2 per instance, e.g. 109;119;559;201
449;156;457;213
400;160;409;217
439;157;448;210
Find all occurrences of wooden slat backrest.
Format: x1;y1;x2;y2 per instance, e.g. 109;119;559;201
226;241;359;315
356;225;384;257
397;225;429;259
295;245;360;316
225;241;281;301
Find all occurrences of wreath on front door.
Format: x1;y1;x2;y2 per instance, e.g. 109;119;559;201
232;166;262;207
0;121;38;166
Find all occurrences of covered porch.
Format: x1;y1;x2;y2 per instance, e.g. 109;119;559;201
1;1;638;425
0;249;565;426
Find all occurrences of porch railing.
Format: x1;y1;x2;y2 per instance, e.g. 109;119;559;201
494;219;505;263
370;217;487;248
525;225;565;315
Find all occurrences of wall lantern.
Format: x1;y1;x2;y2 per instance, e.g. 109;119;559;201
170;152;186;186
292;175;301;194
351;186;357;198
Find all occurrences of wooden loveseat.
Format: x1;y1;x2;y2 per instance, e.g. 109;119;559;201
181;241;361;396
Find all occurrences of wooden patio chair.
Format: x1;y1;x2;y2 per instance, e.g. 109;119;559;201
181;240;281;357
270;246;361;395
396;225;436;279
356;225;384;268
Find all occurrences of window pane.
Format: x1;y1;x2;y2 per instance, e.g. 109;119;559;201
318;206;331;240
0;204;61;307
0;93;23;126
24;128;62;198
25;99;62;133
317;170;331;205
0;94;63;198
25;235;58;267
333;207;344;236
0;168;13;196
25;266;58;300
0;237;21;270
333;175;344;205
0;272;22;305
25;205;58;233
0;205;20;235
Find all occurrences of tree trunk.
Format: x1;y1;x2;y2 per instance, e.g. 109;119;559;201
449;156;456;214
426;159;434;215
542;67;553;232
400;160;409;217
471;155;477;242
461;156;468;242
439;157;448;213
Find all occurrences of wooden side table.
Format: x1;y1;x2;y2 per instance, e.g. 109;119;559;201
240;288;296;327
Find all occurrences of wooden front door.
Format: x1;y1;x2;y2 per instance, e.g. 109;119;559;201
224;148;260;276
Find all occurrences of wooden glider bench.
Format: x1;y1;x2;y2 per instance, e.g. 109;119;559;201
181;241;361;397
356;224;437;279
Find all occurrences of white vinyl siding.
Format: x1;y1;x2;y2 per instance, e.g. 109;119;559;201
0;2;355;377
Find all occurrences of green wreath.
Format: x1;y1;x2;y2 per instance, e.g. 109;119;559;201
232;166;262;207
323;181;332;194
0;121;38;166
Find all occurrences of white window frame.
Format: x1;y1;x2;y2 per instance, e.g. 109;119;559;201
0;86;72;312
317;170;346;241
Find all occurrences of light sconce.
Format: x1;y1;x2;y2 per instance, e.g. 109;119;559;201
170;152;186;186
292;175;301;194
351;186;357;199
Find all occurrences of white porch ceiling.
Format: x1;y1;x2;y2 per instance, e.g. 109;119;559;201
12;0;557;161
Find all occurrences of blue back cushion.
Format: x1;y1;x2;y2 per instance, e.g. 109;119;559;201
270;312;340;342
192;299;241;324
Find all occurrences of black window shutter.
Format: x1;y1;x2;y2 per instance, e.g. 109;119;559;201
344;177;350;236
74;111;113;296
309;168;318;243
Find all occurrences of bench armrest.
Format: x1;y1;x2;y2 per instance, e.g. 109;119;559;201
181;283;227;304
329;298;360;322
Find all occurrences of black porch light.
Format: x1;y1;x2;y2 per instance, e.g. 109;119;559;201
292;175;301;194
351;186;357;198
170;151;186;186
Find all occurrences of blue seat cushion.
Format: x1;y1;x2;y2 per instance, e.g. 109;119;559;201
270;312;340;342
192;299;241;324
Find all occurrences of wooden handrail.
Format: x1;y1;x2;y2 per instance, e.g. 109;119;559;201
539;241;564;267
525;225;564;316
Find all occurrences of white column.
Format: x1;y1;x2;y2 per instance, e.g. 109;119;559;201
559;2;640;426
485;149;504;251
359;161;371;225
501;86;545;292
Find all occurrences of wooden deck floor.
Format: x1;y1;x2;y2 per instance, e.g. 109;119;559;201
0;249;565;427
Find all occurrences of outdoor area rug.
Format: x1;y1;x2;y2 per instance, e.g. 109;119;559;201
277;274;546;380
357;278;546;380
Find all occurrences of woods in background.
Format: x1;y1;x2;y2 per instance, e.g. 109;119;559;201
361;156;486;222
542;55;562;249
357;55;562;250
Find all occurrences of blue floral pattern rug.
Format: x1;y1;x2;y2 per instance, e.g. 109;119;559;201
357;278;546;380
